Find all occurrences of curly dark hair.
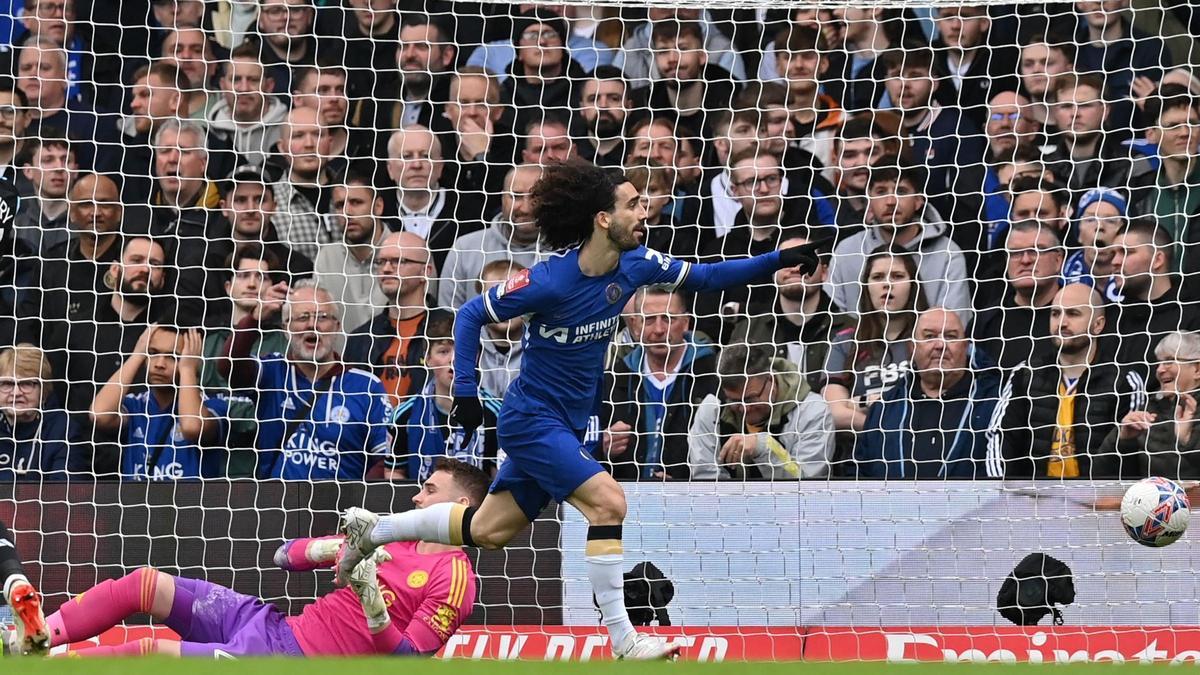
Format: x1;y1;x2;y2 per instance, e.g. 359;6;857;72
532;159;626;250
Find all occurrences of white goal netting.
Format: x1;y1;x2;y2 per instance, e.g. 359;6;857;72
1;0;1200;662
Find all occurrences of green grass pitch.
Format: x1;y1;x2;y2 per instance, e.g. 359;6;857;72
8;660;1164;674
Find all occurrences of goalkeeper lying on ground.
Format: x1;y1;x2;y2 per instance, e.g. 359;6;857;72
11;459;486;658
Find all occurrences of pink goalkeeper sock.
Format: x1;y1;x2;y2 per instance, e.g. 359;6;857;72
68;638;162;657
47;568;159;647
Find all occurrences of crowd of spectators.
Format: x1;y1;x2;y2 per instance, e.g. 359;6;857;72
1;0;1200;481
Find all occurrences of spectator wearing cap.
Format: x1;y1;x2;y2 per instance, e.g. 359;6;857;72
0;344;72;480
386;125;485;275
1062;187;1125;294
221;164;315;280
575;65;632;167
825;159;972;326
315;170;389;334
465;6;616;80
642;20;740;136
344;232;436;404
500;9;587;128
1107;217;1196;381
614;8;745;86
207;42;289;168
268;106;338;263
1098;330;1200;480
973;221;1063;369
853;308;1002;478
1042;74;1146;197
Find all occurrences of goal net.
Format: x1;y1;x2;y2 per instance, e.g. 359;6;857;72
1;0;1199;662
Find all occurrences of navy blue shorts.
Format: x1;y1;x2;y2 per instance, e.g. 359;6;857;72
492;407;606;521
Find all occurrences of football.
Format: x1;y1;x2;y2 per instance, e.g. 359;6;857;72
1120;477;1191;547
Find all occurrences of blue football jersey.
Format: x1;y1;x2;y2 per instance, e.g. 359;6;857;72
466;246;690;430
121;391;229;480
253;354;393;480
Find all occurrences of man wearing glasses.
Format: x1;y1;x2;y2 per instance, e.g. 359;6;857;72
221;279;393;480
345;232;437;405
687;342;834;480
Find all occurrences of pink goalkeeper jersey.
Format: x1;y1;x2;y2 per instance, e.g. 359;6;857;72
286;541;476;655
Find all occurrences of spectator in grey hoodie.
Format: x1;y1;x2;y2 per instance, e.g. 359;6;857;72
825;158;972;326
207;42;288;167
438;163;547;309
475;259;527;397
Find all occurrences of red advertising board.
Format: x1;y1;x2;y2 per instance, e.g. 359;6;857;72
55;625;1200;662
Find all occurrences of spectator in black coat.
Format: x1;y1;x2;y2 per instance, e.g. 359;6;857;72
642;19;740;136
931;6;1021;129
601;288;718;481
0;344;72;480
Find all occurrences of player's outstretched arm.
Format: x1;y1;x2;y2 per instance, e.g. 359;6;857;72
679;238;831;293
274;535;344;572
451;295;489;400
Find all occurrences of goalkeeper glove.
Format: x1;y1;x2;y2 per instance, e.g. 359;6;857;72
778;236;835;276
349;549;393;633
450;396;484;442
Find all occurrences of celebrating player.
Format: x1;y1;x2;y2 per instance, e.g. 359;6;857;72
337;159;828;659
0;518;49;656
32;459;486;658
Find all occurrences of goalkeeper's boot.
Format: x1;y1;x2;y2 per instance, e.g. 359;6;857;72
613;632;682;661
336;507;381;586
6;582;49;656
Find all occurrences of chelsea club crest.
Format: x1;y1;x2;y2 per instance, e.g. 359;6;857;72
605;283;622;304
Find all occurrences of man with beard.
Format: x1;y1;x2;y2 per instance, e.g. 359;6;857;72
91;325;228;480
15;135;76;255
160;28;221;118
368;16;456;136
315;170;389;335
731;235;852;389
119;62;205;205
269;106;336;262
574;66;629;167
292;65;371;163
642;20;738;136
438;163;547;309
1106;218;1194;383
854;308;1001;478
222;279;393;480
46;237;170;473
987;283;1148;478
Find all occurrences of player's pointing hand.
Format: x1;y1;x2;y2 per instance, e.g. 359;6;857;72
778;236;835;276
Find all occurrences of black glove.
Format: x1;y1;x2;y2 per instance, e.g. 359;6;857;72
778;236;835;276
449;396;484;442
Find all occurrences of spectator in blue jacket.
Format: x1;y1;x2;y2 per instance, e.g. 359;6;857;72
853;307;1001;478
0;344;71;480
